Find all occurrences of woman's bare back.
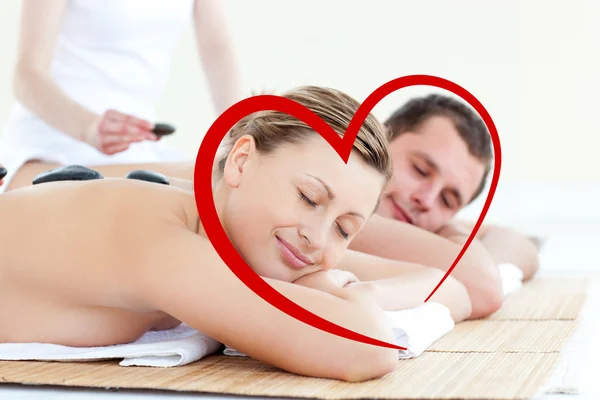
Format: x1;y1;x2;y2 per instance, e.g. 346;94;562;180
0;178;398;382
0;179;199;346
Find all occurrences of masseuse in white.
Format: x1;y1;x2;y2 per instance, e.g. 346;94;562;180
0;0;242;192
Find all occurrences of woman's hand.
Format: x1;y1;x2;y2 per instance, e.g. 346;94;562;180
82;109;159;155
293;269;361;297
328;269;361;288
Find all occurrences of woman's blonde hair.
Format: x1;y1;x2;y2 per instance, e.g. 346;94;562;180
215;86;392;181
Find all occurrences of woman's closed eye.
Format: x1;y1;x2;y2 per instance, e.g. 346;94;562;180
298;187;353;240
299;190;318;207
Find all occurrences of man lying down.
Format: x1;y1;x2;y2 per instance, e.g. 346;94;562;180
0;86;472;383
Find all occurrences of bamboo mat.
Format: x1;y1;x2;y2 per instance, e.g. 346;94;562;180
0;353;560;400
0;277;588;399
428;320;577;353
487;278;588;320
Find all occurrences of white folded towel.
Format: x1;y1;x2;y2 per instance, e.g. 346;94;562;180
498;262;525;297
1;303;455;366
385;302;455;359
223;302;455;360
528;235;548;250
0;324;222;367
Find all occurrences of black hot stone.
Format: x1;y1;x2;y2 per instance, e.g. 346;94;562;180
152;123;176;136
32;165;104;185
125;170;170;185
0;167;7;180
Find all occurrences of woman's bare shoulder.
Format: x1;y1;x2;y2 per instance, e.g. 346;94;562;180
94;179;201;235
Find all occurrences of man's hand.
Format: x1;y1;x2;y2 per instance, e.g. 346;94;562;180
451;220;540;280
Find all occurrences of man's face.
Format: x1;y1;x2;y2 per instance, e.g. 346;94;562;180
377;116;486;232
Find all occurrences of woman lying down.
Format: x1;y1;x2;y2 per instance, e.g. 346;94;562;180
0;87;471;382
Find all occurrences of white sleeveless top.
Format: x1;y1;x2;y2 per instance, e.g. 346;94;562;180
0;0;195;190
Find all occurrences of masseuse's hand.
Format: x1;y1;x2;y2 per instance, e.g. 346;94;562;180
0;163;6;188
82;109;159;155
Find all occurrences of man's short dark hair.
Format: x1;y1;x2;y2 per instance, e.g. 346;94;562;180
385;94;493;203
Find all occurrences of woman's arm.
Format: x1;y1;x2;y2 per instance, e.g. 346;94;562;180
193;0;243;115
13;0;155;153
350;214;502;319
336;250;472;322
136;229;397;382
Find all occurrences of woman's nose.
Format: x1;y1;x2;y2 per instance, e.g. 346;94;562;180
299;223;328;251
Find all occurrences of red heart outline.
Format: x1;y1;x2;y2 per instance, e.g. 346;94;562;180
194;75;501;350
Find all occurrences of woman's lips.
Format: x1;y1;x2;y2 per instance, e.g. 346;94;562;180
276;236;312;269
390;198;413;224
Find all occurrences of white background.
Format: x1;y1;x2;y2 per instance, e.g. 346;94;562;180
1;0;600;183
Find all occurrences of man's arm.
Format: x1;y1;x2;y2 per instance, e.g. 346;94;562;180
350;214;503;320
335;250;472;322
292;249;473;322
134;228;397;382
450;220;540;281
